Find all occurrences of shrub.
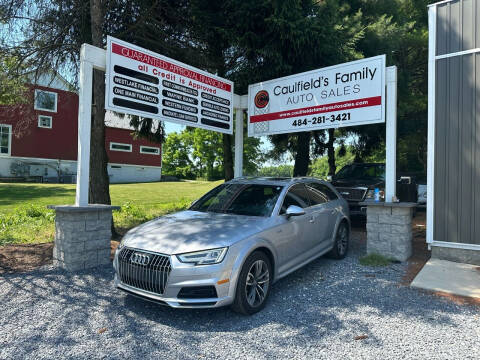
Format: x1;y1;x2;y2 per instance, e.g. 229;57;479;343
0;200;190;245
0;204;56;245
359;253;393;267
113;200;190;231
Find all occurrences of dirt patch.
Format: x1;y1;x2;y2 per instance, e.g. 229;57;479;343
0;243;53;274
423;290;480;307
0;240;120;273
400;210;430;286
110;240;120;260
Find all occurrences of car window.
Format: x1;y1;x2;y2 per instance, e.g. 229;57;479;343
307;182;338;204
190;183;283;217
192;184;239;213
335;164;385;180
306;183;328;205
226;185;283;217
280;184;310;214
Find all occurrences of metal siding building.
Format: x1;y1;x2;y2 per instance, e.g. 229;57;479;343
428;0;480;264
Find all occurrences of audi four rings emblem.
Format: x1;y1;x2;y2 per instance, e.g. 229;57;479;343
130;252;150;265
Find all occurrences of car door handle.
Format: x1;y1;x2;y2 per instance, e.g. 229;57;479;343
309;217;315;223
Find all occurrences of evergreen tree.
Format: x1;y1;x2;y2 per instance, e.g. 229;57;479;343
229;0;363;176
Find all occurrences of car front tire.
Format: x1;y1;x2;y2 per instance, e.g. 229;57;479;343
232;251;272;315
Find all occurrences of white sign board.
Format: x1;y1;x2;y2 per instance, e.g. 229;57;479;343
105;36;234;134
248;55;385;137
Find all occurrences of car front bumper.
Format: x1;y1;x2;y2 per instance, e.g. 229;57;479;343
113;246;237;309
348;202;367;216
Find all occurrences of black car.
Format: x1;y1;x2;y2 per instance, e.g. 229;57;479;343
330;163;418;216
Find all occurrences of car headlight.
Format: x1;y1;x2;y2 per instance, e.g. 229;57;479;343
177;247;228;265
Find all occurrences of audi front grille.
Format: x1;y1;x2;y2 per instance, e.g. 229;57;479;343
336;187;368;202
118;248;171;295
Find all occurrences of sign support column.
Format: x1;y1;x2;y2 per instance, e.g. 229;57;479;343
75;44;107;206
385;66;397;202
75;46;93;206
234;108;244;178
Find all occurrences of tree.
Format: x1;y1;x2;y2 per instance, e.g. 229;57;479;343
229;0;363;176
161;120;264;180
0;0;111;204
310;146;355;178
188;0;240;181
326;128;336;176
89;0;110;205
0;55;36;137
340;0;430;174
0;56;28;106
161;131;196;179
258;164;293;177
0;0;199;206
309;144;385;178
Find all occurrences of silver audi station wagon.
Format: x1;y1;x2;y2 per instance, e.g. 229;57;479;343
114;177;350;315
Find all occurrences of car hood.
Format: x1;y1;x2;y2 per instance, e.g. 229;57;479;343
121;210;270;254
332;178;384;188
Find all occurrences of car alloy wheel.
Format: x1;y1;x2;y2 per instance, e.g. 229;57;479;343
232;251;272;315
337;224;348;256
245;260;270;307
327;221;349;259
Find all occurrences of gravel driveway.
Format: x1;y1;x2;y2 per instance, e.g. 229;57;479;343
1;230;479;360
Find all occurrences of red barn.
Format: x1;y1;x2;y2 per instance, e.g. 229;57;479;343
0;73;162;183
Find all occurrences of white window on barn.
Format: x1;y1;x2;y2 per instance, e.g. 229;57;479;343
140;146;160;155
38;115;52;129
34;89;58;112
110;142;132;152
0;124;12;155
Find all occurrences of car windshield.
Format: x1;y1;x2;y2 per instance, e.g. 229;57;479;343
335;164;385;180
190;183;284;217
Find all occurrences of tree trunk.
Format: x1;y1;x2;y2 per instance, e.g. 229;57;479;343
89;0;115;237
89;69;111;205
223;133;234;181
293;132;310;177
88;0;111;206
327;128;336;176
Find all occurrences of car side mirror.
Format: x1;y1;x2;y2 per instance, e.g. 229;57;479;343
285;205;305;218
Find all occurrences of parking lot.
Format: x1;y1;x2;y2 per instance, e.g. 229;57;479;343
1;229;479;360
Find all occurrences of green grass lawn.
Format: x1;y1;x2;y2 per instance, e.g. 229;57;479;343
0;180;221;246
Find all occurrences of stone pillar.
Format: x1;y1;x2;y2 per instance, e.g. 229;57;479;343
48;205;120;271
359;202;417;262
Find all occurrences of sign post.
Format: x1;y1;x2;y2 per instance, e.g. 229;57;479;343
75;41;244;205
75;44;107;206
57;40;243;271
58;39;398;271
385;66;397;202
246;55;397;202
